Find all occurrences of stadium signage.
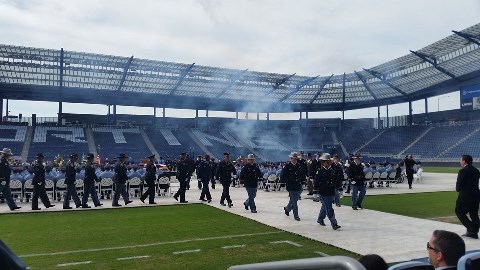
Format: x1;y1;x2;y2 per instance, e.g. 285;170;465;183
460;84;480;111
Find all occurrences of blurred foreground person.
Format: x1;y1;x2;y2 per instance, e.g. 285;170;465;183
427;230;465;269
0;148;20;211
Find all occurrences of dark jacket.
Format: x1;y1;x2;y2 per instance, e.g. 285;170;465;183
281;162;304;192
0;156;11;185
348;162;365;186
404;158;416;173
240;163;262;188
114;162;128;184
32;163;46;186
456;164;480;206
84;162;98;184
197;160;211;182
145;161;157;185
65;161;76;185
332;162;344;188
176;159;190;182
314;166;336;196
309;159;321;178
298;159;308;180
216;160;236;184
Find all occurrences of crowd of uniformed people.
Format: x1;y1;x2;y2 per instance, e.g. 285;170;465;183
0;147;421;231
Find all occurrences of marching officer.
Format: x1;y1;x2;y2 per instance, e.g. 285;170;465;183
83;153;102;208
332;155;344;207
112;153;132;207
315;153;341;230
240;154;262;213
348;154;366;210
32;153;55;210
216;152;236;207
140;154;157;204
309;152;322;201
281;152;305;221
198;155;212;203
173;152;190;203
210;158;218;189
63;153;81;209
0;148;21;211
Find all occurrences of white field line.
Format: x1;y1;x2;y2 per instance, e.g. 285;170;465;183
221;244;246;249
57;261;92;267
173;249;201;255
117;255;150;261
19;231;281;258
270;240;303;247
314;251;330;257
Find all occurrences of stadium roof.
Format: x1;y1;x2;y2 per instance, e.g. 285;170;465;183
1;23;480;113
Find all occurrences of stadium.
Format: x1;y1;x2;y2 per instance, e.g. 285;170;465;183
1;2;480;269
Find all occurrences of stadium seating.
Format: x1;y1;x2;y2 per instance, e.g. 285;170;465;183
0;125;27;156
28;126;89;162
146;129;203;159
360;126;429;156
191;129;250;159
93;127;150;162
338;128;381;154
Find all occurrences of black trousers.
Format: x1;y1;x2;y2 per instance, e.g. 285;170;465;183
220;182;232;204
200;180;212;200
32;184;51;209
456;201;480;233
174;180;187;202
141;182;156;203
406;172;414;187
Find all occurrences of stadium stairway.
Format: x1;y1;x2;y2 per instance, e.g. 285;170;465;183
20;126;33;162
140;129;160;158
187;129;215;159
398;126;434;156
437;126;480;158
355;128;386;153
332;131;348;157
226;130;268;162
85;128;98;156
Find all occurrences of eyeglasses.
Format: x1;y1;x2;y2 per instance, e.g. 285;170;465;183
426;242;440;252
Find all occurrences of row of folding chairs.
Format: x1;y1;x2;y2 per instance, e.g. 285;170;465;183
6;176;174;203
364;171;399;188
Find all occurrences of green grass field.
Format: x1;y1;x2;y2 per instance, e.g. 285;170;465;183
2;204;356;270
422;166;460;174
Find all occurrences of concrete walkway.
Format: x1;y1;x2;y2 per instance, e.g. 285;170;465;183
2;172;478;263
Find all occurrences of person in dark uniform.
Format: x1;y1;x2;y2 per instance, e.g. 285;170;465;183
32;153;54;210
348;154;366;210
210;158;217;189
240;154;262;213
297;151;308;195
185;154;195;190
140;154;157;204
83;153;102;208
455;154;480;239
315;153;341;230
63;153;81;209
216;152;236;207
0;148;20;211
404;155;417;189
306;152;314;196
281;152;305;221
195;155;203;190
173;152;189;203
332;155;344;207
112;153;132;207
198;155;212;203
309;152;322;201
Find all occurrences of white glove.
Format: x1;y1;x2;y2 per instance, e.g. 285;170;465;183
0;181;5;185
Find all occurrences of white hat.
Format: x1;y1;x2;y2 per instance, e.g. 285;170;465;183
319;153;332;161
247;154;255;160
1;148;12;155
289;152;298;159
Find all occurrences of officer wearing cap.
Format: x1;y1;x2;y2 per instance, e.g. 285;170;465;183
308;151;322;200
281;152;305;221
240;154;262;213
332;154;344;207
173;152;189;203
348;154;366;210
83;153;102;208
0;148;21;211
198;155;212;203
315;153;341;230
112;153;132;207
140;154;157;204
63;153;81;209
216;152;236;207
32;153;55;210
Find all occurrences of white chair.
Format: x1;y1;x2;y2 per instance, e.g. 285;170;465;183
265;174;277;191
364;171;373;188
127;177;142;198
378;172;388;187
9;180;23;203
99;178;113;199
413;168;423;184
45;180;55;201
23;180;34;202
157;176;170;196
387;172;397;188
55;179;67;201
75;179;84;197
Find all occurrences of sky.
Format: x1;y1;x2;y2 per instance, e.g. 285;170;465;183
1;0;479;120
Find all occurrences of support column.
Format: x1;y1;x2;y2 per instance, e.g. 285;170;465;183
408;101;413;126
236;112;239;119
424;98;428;124
377;106;381;129
107;105;111;125
153;107;156;127
206;110;209;128
113;105;117;125
5;99;9;120
58;101;63;125
195;109;199;129
340;110;345;131
0;98;3;122
256;112;259;120
386;105;390;128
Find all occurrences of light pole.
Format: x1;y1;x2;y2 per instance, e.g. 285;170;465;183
437;95;450;112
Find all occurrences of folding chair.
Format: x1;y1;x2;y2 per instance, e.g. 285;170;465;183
55;179;67;202
44;180;55;201
265;174;277;191
127;177;142;198
387;172;398;188
75;179;84;198
157;176;170;196
23;180;34;203
364;172;373;188
99;178;113;199
9;180;23;203
413;168;423;184
378;172;388;187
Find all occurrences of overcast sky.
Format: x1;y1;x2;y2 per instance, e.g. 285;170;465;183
1;0;479;120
